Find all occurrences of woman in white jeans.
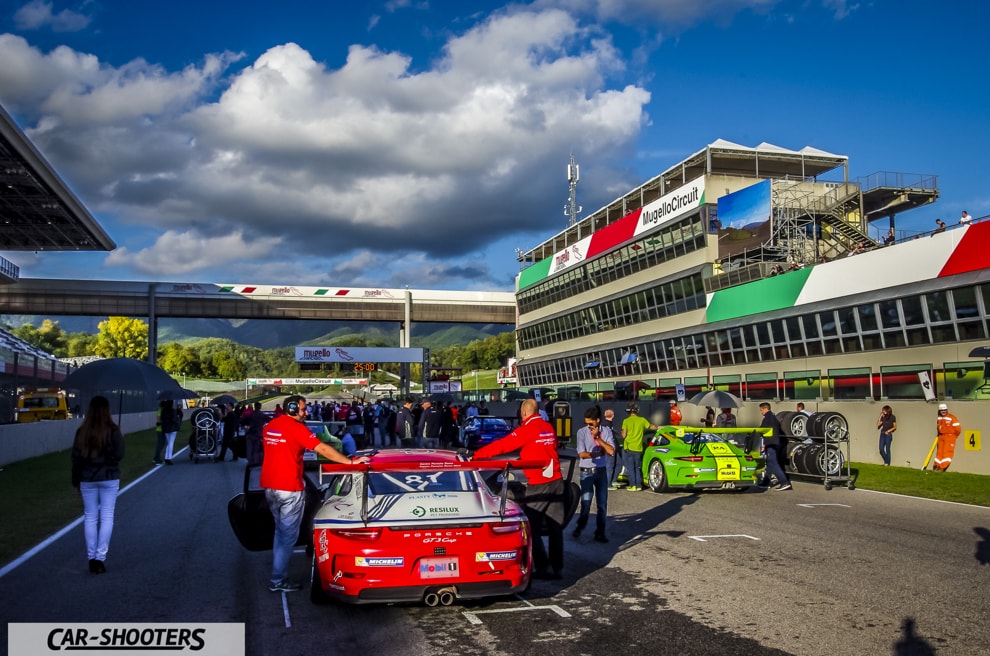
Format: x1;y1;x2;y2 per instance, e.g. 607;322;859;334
158;400;181;465
71;395;125;573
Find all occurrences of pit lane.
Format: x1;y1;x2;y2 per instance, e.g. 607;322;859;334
1;451;987;656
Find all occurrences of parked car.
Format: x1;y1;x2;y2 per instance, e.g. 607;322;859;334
227;449;538;606
641;426;762;492
16;387;72;422
461;416;513;449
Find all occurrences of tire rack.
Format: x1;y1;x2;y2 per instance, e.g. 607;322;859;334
780;412;855;490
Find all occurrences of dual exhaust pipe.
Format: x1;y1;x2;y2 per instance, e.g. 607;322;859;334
423;586;457;607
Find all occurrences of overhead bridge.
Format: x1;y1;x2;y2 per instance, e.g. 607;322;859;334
0;278;518;325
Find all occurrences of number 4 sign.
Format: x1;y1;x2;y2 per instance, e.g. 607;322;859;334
964;430;981;451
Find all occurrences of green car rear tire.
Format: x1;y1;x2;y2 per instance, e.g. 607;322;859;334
647;459;669;492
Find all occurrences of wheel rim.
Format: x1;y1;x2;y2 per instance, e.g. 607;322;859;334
195;411;217;430
791;414;808;437
821;414;848;441
648;460;665;489
818;447;844;476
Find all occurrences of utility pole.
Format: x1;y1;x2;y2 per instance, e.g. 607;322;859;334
564;152;582;226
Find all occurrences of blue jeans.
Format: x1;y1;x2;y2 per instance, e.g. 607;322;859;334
265;489;306;584
879;432;893;465
80;479;120;561
607;445;622;485
622;450;644;488
764;446;789;486
575;467;609;537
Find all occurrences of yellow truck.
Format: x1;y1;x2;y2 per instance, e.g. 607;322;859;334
16;388;72;422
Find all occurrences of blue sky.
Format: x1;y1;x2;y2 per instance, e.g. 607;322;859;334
0;0;986;292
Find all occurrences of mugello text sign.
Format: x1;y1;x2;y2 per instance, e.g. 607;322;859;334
295;346;425;364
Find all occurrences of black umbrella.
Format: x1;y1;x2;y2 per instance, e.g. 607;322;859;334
968;346;990;358
63;358;182;422
211;394;239;407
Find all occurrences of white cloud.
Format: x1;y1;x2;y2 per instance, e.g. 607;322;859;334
104;230;282;277
0;8;651;282
13;0;92;32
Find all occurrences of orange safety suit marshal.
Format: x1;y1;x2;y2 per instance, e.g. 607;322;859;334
934;411;961;471
669;404;682;426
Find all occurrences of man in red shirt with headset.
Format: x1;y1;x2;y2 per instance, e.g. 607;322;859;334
474;398;565;580
261;394;368;592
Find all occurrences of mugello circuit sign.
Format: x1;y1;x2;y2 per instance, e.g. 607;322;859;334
295;346;426;364
547;175;706;277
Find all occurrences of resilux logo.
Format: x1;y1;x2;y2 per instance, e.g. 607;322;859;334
8;624;244;655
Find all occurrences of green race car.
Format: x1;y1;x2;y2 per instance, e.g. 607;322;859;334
641;426;767;492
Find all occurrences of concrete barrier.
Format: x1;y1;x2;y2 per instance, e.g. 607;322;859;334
0;412;158;467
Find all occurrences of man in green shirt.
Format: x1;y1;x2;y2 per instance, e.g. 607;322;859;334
619;403;657;491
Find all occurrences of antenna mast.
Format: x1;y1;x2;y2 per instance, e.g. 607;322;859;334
564;152;582;226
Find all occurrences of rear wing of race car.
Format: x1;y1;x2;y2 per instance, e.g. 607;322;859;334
318;455;549;525
655;426;773;455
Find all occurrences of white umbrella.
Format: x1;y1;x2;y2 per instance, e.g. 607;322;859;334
688;389;744;408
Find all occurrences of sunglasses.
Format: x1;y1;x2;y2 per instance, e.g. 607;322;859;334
584;421;599;426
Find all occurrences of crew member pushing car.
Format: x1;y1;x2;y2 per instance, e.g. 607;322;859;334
473;398;566;580
260;395;368;592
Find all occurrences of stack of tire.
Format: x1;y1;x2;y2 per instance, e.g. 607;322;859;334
776;410;848;478
188;406;222;462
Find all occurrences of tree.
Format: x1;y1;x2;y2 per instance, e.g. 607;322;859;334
158;342;199;376
11;319;68;356
212;351;246;381
93;316;149;360
66;332;98;357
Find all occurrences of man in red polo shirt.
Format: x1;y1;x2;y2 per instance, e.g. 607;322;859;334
261;394;367;592
474;398;565;580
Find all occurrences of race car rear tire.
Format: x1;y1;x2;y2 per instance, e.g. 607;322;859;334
647;459;669;492
191;407;219;432
818;412;849;442
776;411;795;436
817;444;845;477
801;444;825;476
787;412;810;438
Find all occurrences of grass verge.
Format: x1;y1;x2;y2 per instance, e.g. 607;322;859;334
846;462;989;506
0;427;160;569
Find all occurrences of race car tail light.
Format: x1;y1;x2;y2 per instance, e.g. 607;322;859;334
330;527;383;541
743;455;755;461
675;456;705;462
489;521;523;536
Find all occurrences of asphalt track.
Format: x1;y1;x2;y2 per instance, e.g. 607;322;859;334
1;450;988;656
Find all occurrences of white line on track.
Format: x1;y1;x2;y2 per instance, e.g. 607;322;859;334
855;487;990;509
687;534;760;542
796;503;851;508
462;603;571;625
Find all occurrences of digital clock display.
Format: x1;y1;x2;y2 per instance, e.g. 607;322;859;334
352;363;376;372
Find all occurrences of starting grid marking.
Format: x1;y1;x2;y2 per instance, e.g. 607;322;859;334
687;534;760;542
462;597;571;625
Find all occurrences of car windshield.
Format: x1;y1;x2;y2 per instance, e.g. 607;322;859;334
481;419;509;431
368;469;480;496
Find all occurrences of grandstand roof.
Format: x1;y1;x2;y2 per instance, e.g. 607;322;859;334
0;103;115;252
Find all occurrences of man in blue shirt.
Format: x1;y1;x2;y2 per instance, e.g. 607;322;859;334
572;406;616;543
